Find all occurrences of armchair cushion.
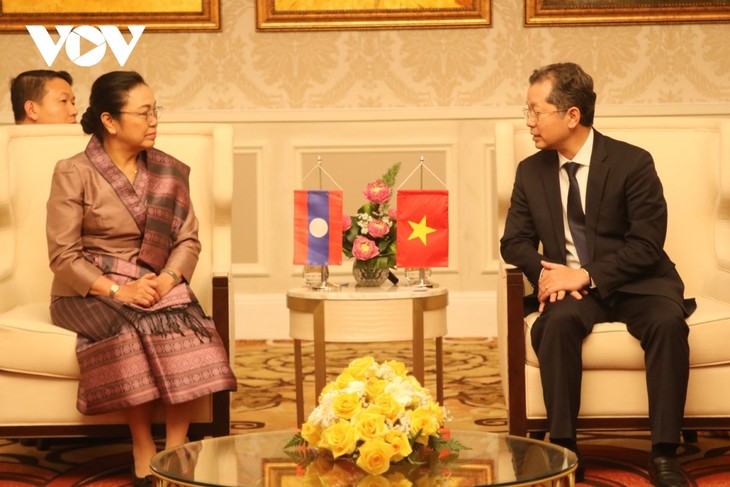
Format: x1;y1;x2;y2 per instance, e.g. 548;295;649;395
0;303;78;378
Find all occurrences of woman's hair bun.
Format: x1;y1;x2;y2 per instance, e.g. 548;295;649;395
80;106;98;135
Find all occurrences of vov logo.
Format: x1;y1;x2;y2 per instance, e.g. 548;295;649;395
26;25;145;67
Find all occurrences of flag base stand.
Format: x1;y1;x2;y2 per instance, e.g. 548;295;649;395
302;265;338;291
310;283;338;292
404;267;435;288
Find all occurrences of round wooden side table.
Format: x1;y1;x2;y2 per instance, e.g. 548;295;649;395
286;285;448;425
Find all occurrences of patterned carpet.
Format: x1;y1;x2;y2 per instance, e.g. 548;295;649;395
2;338;730;486
231;338;507;434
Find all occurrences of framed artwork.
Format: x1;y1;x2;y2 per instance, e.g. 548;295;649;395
262;460;299;487
256;0;491;31
451;460;494;482
525;0;730;26
261;459;493;485
0;0;220;32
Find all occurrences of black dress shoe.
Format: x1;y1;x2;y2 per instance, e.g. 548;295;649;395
574;449;585;482
131;468;154;487
648;456;688;487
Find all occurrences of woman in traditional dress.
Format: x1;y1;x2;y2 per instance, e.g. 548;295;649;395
46;71;237;487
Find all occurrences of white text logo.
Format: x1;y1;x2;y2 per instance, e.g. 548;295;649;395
26;25;145;67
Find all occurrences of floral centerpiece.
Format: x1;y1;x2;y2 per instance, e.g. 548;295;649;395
342;164;400;283
286;357;468;486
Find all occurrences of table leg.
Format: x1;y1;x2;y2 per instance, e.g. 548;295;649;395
294;339;304;426
412;299;425;386
436;336;444;403
313;302;326;406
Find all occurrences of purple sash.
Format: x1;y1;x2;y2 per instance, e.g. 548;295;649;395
84;135;191;273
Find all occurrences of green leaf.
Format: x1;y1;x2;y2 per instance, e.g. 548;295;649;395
381;162;401;188
284;434;306;449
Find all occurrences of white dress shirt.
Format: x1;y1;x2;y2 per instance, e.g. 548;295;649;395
558;129;594;270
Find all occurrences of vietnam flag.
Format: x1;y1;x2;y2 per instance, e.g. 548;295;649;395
396;190;449;267
293;190;343;265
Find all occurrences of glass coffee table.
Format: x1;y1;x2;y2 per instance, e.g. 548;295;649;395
151;429;576;486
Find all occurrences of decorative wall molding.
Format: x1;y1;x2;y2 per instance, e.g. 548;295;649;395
162;104;730;124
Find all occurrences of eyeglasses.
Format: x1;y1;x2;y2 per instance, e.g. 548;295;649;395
522;108;566;122
118;106;163;122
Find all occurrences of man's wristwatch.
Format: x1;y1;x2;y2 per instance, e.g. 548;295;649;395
109;283;120;299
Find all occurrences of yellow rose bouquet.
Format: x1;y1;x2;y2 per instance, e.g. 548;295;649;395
286;357;468;485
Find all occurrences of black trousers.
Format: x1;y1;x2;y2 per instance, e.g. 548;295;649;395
530;291;690;445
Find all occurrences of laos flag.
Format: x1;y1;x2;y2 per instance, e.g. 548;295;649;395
293;190;343;265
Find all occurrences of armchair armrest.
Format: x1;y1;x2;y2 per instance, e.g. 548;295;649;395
188;274;232;439
497;260;531;436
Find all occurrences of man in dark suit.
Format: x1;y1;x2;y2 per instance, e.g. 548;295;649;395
500;62;694;487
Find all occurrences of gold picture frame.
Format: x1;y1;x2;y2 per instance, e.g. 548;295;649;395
0;0;220;32
256;0;491;31
262;459;493;485
525;0;730;26
262;460;299;487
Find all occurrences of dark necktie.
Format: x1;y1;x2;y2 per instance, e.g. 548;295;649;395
564;162;589;265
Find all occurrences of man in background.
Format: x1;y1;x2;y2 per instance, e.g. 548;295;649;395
10;70;77;124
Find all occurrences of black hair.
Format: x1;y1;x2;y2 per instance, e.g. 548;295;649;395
529;63;597;127
80;71;146;140
10;70;74;123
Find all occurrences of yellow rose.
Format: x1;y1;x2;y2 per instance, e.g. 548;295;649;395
425;400;444;424
356;438;396;476
384;429;412;462
345;356;376;380
371;392;404;422
413;476;435;487
321;382;338;397
385;360;407;377
357;474;392;487
385;472;413;487
353;411;388;440
365;376;388;399
321;458;362;486
321;421;358;458
407;375;427;394
333;392;362;420
408;407;439;443
333;371;358;390
300;421;322;446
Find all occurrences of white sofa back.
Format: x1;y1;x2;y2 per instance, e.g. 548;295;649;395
0;123;233;315
495;117;730;303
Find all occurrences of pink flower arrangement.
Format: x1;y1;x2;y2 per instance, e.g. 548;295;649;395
367;219;390;238
352;236;380;260
363;180;391;205
342;163;401;271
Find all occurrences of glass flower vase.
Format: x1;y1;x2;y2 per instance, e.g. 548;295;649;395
352;264;389;287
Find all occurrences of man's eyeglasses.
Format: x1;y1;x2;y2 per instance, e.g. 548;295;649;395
522;108;566;122
118;106;163;122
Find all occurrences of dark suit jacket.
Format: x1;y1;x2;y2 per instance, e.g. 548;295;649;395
500;129;695;317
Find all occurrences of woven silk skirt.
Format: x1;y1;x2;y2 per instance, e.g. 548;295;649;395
50;294;237;415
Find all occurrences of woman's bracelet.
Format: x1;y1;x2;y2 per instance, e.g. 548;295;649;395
161;268;181;285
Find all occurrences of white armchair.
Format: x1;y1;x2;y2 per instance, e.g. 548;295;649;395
496;117;730;437
0;123;234;439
